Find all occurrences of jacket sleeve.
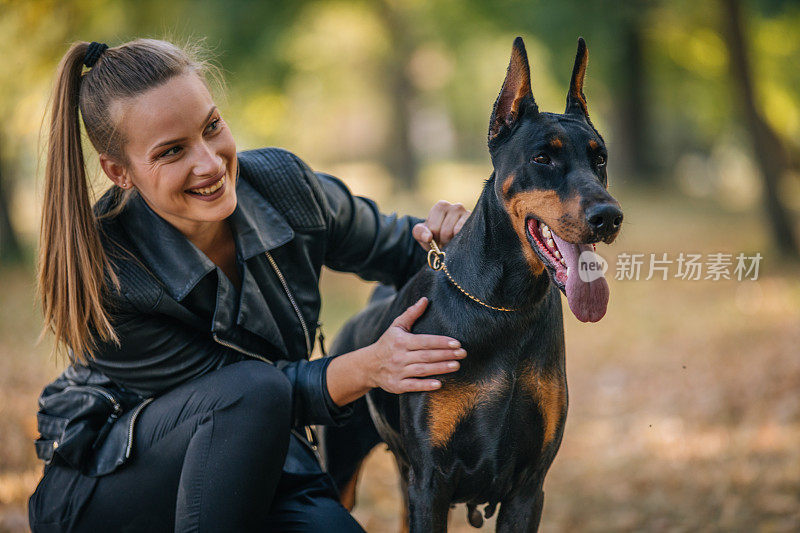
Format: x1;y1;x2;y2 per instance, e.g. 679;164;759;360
315;172;428;288
275;357;353;427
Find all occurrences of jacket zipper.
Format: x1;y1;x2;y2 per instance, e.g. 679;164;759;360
125;397;154;459
64;385;123;415
212;332;275;365
265;251;312;357
265;251;324;457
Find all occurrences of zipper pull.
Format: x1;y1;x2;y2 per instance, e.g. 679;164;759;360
305;426;319;450
92;411;120;450
317;322;327;357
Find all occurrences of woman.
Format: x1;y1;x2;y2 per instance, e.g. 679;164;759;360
29;39;469;532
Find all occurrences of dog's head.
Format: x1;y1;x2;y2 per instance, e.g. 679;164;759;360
488;37;623;322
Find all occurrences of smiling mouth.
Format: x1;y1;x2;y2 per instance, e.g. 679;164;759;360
186;175;225;196
524;217;609;323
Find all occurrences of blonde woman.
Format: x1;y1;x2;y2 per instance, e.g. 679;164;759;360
30;39;469;532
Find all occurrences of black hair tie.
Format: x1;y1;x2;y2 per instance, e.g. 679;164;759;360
83;42;108;68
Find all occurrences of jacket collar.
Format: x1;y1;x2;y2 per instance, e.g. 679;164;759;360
118;175;294;302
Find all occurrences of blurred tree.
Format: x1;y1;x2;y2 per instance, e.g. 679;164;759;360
721;0;799;258
0;145;23;263
614;6;655;181
376;0;420;191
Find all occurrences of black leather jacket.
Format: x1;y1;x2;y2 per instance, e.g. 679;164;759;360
34;147;426;476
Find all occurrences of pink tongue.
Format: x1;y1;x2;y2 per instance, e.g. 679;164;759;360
550;233;609;322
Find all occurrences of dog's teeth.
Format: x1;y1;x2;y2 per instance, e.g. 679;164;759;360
554;250;561;259
542;227;552;238
547;238;555;249
560;258;567;267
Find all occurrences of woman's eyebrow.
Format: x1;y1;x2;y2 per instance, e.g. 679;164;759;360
149;106;218;152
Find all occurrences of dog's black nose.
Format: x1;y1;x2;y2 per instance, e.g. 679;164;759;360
586;203;623;236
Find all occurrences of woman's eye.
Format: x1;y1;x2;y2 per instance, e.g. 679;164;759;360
595;154;606;167
160;146;182;158
531;153;551;165
205;119;221;134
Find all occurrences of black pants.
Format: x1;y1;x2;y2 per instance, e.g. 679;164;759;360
30;361;363;532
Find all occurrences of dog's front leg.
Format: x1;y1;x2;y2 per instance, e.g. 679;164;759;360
407;468;450;533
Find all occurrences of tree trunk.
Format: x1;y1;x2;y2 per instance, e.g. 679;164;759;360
0;155;22;264
377;0;419;192
721;0;799;258
614;9;654;182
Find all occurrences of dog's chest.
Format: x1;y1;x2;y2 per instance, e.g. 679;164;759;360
425;362;567;456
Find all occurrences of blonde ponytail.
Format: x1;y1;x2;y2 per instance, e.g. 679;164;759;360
37;39;212;363
38;42;120;363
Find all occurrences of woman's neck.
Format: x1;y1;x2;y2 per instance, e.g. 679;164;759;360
184;219;232;259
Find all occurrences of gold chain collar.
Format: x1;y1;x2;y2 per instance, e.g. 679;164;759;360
426;239;518;312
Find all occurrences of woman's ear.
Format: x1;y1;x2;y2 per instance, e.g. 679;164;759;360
99;154;132;189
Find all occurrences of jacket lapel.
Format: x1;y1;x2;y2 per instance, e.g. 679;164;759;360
117;171;295;356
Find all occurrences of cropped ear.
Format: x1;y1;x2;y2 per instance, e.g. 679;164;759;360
489;37;537;144
565;37;589;117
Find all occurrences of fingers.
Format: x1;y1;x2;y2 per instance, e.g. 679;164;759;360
406;333;460;351
424;200;448;242
418;200;470;248
402;360;461;378
412;223;433;251
439;208;463;244
453;211;469;236
406;348;466;363
392;297;429;331
397;378;443;393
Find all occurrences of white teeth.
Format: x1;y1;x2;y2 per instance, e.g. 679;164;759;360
547;238;555;249
190;176;224;196
554;250;561;259
560;258;567;267
542;227;552;238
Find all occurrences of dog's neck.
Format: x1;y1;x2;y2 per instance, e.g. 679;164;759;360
438;175;552;315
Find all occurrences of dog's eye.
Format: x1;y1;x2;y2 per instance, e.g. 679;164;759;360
595;154;606;167
531;153;551;165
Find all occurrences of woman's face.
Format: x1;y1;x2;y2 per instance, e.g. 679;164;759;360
102;72;238;237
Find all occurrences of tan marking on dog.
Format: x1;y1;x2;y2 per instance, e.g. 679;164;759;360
588;140;599;150
570;46;588;110
490;45;532;139
521;368;566;448
507;47;531;119
427;375;509;447
339;460;364;511
501;174;515;198
504;191;583;274
549;138;563;150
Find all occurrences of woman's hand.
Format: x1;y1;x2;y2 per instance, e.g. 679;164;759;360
413;200;470;251
366;297;465;393
325;297;465;405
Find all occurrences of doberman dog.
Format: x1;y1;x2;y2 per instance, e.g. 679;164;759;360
322;37;623;532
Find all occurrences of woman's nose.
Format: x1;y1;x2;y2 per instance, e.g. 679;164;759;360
192;142;223;176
